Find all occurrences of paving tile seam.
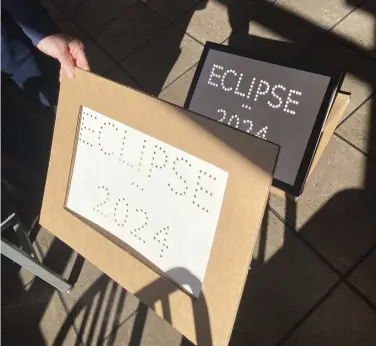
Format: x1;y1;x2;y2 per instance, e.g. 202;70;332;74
52;1;141;87
32;238;86;346
334;132;376;164
115;67;147;92
110;0;208;62
42;2;376;344
97;308;139;345
325;26;376;65
55;0;376;67
110;5;185;62
265;204;376;345
345;276;376;313
56;289;86;346
30;229;373;346
277;280;376;345
216;4;272;46
334;93;376;165
336;93;375;130
343;244;376;312
340;273;376;315
269;204;376;280
34;234;138;346
326;0;367;32
117;23;203;93
53;0;88;10
33;233;142;346
325;1;376;64
348;243;376;274
141;0;205;25
117;22;204;91
134;0;209;47
91;2;140;40
95;0;197;45
251;0;279;8
276;280;342;345
27;215;374;346
48;1;113;66
53;1;138;73
219;0;327;56
159;0;277;47
269;0;376;64
115;18;205;66
53;0;376;105
268;206;343;276
159;62;199;92
272;0;366;34
55;0;372;139
274;247;376;344
55;0;138;39
55;0;369;125
176;29;207;48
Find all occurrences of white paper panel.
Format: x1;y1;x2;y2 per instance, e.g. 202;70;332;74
66;106;228;297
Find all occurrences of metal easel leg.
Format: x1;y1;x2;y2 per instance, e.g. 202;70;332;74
1;213;73;293
1;238;72;292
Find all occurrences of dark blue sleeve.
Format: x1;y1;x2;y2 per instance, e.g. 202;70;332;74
2;0;59;46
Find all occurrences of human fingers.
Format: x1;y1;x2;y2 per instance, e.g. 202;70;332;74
69;39;90;71
58;45;75;79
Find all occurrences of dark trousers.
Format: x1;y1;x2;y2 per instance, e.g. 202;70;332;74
1;9;59;107
1;10;59;196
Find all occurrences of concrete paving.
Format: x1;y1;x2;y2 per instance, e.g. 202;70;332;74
2;0;376;345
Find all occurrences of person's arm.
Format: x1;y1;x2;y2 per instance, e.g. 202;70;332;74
2;0;59;46
3;0;89;78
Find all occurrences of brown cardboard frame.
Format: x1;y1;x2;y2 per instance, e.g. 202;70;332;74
40;69;279;346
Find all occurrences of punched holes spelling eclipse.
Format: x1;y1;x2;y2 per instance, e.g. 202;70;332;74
186;42;343;196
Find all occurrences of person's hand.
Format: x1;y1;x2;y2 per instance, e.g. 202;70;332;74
36;33;89;80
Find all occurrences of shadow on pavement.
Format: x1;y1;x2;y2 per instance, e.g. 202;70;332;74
2;0;376;345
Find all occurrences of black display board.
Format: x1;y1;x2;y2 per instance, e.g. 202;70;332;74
185;42;344;196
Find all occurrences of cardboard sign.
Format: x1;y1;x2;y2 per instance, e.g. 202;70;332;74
186;42;343;196
40;69;279;346
67;106;228;297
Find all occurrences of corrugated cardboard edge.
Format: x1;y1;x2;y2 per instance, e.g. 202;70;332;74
270;92;350;201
